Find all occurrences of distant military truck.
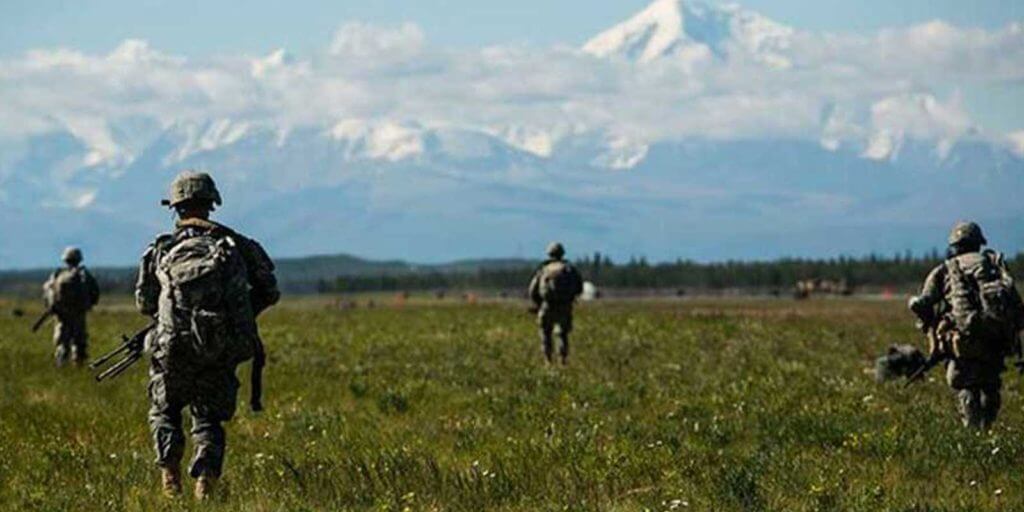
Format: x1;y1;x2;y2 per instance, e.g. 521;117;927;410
793;278;853;299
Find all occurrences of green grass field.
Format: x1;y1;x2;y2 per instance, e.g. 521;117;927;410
2;297;1023;511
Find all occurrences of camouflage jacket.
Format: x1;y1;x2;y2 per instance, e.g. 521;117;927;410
135;218;280;318
916;251;1023;318
43;265;100;314
914;250;1024;356
527;258;583;307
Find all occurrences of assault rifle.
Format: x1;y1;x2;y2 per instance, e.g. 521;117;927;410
903;297;948;387
903;344;950;387
30;308;55;333
90;323;154;382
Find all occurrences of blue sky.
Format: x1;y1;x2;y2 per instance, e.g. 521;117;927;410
1;0;1023;265
2;0;1021;57
3;0;1021;132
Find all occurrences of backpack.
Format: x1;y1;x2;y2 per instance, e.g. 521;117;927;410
45;267;90;315
944;251;1020;358
539;261;579;305
156;233;255;365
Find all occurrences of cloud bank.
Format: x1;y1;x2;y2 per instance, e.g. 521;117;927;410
1;11;1022;168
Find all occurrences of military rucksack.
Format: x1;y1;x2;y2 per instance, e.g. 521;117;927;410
539;261;579;305
156;233;254;365
874;344;926;383
944;250;1020;358
45;267;91;315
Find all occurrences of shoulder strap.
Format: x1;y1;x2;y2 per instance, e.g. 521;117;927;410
945;256;964;283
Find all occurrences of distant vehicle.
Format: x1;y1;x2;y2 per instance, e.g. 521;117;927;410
794;278;853;299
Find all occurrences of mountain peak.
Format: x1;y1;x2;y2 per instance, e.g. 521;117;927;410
583;0;687;64
583;0;793;68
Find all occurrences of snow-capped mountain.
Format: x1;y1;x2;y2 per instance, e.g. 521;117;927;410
583;0;794;68
1;0;1022;268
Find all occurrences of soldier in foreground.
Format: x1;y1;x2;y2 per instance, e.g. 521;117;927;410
41;247;100;366
135;171;279;498
907;221;1023;429
528;242;583;365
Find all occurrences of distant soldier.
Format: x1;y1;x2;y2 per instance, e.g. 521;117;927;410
528;242;583;365
908;221;1024;428
135;171;279;498
42;247;100;366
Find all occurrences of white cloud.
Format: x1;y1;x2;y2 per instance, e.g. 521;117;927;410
1007;131;1024;158
329;22;425;61
0;13;1021;163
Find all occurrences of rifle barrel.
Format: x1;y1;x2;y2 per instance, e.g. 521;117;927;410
95;352;142;382
89;338;133;370
30;310;53;333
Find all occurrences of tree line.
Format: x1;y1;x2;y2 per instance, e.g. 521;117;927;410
320;251;1024;294
4;251;1021;297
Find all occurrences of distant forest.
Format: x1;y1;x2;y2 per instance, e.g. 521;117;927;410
3;251;1022;297
318;251;1024;295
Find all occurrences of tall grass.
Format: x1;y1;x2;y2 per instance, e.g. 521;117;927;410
0;298;1021;510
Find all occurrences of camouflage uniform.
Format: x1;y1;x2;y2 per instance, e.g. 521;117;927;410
910;222;1024;428
136;174;279;484
43;248;100;366
528;243;584;364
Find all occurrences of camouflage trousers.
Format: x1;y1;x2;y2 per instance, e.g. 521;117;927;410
148;356;240;478
53;313;88;366
538;305;573;363
946;358;1004;429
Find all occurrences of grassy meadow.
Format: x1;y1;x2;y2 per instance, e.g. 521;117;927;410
1;296;1023;511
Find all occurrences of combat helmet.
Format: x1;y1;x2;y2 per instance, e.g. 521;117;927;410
948;221;986;247
546;242;565;259
161;171;222;209
62;246;83;265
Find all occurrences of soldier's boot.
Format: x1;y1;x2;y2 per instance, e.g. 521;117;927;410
194;475;217;500
558;333;570;366
957;389;985;429
980;388;1001;430
71;348;86;367
160;466;183;498
54;344;70;368
71;342;88;367
541;331;554;364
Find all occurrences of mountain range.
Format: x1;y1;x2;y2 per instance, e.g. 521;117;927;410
2;0;1022;268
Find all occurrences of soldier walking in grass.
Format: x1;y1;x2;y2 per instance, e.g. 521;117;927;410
135;171;279;499
908;221;1024;429
528;242;583;365
42;247;100;366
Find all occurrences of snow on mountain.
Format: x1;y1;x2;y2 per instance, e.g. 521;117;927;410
2;114;1022;268
1;0;1022;267
328;119;424;162
166;119;252;164
818;92;979;162
583;0;794;68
